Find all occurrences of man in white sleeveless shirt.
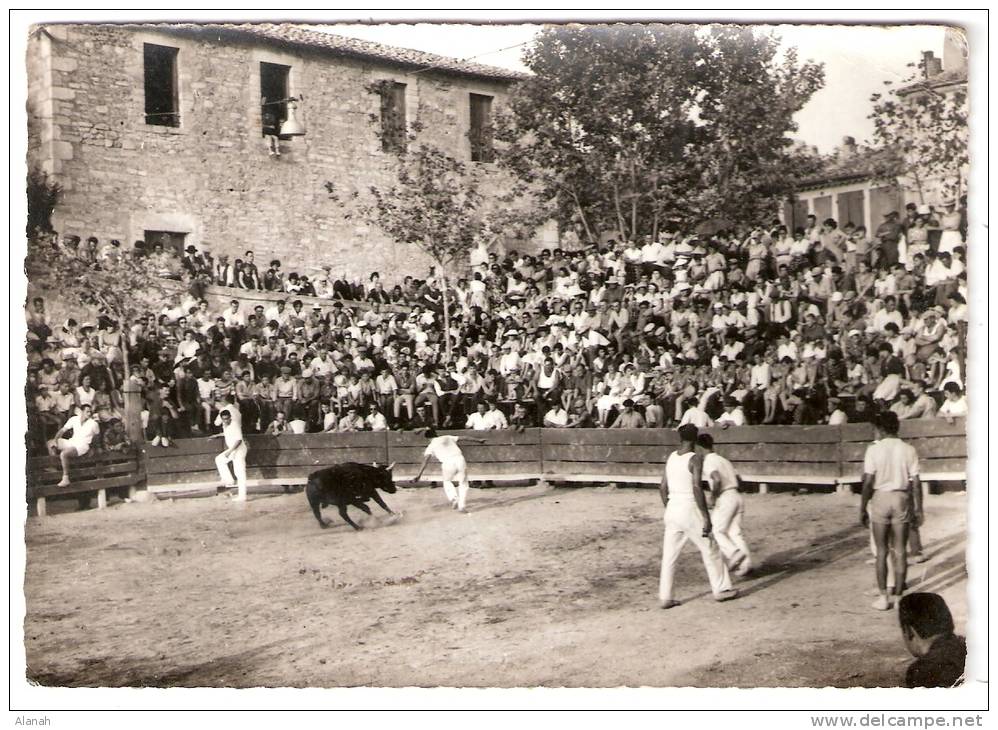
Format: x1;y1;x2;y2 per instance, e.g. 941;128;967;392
698;433;753;576
659;424;739;608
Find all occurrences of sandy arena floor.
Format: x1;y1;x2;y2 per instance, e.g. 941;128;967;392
22;484;967;688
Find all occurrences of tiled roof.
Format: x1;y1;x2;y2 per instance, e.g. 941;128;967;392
897;68;968;96
122;22;527;82
797;147;900;190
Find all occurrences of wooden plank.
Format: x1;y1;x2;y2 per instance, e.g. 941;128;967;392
29;472;143;499
27;460;138;485
392;461;541;478
146;447;388;475
542;461;662;479
710;425;841;444
387;429;541;447
840;437;967;462
840;419;967;442
541;442;838;464
28;449;141;469
539;428;675;446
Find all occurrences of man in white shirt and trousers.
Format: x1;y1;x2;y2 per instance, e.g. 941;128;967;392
210;409;248;502
698;433;753;576
414;428;486;513
659;424;739;608
860;411;922;610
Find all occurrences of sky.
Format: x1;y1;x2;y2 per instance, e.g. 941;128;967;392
320;22;947;154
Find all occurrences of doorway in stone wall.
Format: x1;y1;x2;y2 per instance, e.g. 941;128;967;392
144;230;187;256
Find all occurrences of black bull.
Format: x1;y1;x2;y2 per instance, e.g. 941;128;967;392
305;462;397;530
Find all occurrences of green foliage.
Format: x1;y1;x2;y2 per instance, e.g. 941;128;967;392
27;168;61;237
494;24;825;238
25;235;186;371
868;67;968;201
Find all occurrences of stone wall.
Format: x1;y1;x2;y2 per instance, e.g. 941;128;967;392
27;24;552;286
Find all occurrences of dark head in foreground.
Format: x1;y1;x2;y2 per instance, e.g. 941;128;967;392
898;592;966;688
305;462;398;530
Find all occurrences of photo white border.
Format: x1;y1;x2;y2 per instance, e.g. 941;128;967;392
7;6;990;721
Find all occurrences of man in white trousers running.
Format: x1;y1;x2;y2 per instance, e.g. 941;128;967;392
413;428;486;513
698;433;752;577
209;409;248;502
659;424;739;608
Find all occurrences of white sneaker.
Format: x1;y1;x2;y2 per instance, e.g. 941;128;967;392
161;437;171;447
151;436;162;446
57;476;70;487
872;595;892;611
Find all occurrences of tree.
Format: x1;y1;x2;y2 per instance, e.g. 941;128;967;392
25;235;186;440
495;24;825;237
326;125;530;361
868;63;969;203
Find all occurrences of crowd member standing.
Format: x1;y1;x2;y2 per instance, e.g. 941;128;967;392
210;409;248;502
658;424;738;608
698;433;753;576
860;412;922;610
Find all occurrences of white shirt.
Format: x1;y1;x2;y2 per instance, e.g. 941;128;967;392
863;437;919;491
424;435;465;466
703;452;739;491
828;409;848;426
61;415;101;455
544;408;568;427
938;396;967;418
679;407;713;428
717;408;745;427
750;363;772;389
220;418;245;451
222;308;245;328
665;450;696;499
465;412;492;430
485;409;508;430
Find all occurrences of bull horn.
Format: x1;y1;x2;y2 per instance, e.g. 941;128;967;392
386;462;396;471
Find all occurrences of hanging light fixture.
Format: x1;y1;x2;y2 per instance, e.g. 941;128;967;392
280;94;306;137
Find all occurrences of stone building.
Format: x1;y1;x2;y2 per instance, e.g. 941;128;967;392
782;28;969;233
27;23;546;282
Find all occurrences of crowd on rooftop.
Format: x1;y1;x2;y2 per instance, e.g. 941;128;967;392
26;198;970;454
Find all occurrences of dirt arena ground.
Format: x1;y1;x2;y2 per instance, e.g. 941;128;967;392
23;484;967;688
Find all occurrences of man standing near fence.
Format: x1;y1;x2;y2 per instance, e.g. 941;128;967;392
413;428;487;513
659;424;739;608
860;411;922;610
698;433;753;577
210;409;248;502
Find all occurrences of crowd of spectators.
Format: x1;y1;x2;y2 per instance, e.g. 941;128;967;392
26;200;970;454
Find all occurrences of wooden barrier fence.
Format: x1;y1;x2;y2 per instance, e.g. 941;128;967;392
26;446;145;517
29;419;967;512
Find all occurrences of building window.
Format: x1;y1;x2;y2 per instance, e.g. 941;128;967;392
143;43;179;127
260;62;291;138
469;93;494;162
144;230;187;256
380;82;407;153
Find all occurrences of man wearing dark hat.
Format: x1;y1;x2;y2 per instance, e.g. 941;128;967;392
875;211;903;269
658;423;738;608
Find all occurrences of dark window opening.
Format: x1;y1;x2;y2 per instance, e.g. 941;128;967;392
469;93;494;163
145;230;187;256
380;82;407;153
260;62;291;139
144;43;179;127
